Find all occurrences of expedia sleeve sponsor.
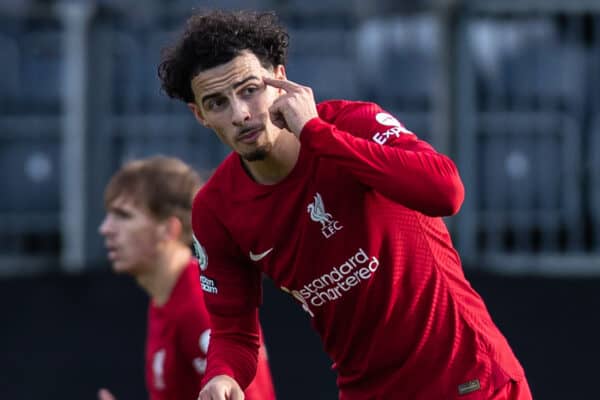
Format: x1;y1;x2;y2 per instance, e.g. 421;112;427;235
372;112;414;145
200;275;218;294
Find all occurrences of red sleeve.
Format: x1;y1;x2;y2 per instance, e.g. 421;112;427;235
301;102;464;216
192;196;262;389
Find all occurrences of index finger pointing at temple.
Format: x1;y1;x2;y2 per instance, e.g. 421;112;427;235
263;77;300;91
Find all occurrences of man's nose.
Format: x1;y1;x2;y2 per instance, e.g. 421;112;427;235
99;217;112;235
231;98;250;126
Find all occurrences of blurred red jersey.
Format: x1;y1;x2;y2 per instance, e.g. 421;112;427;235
192;100;528;399
145;259;276;400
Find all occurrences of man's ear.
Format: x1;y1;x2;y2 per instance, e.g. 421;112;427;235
271;65;287;95
188;102;210;128
274;64;287;81
159;216;183;242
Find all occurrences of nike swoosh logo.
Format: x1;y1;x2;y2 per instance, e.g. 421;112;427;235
249;248;273;261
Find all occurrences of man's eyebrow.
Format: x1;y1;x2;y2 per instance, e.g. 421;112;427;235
233;75;260;89
109;204;132;215
200;76;261;104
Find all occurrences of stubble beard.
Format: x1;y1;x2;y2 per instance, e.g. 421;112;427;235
242;142;272;162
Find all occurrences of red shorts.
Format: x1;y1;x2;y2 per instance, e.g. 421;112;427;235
490;379;533;400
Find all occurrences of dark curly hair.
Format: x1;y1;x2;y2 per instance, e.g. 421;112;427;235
158;10;289;103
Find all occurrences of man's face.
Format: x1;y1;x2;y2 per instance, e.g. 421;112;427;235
99;196;163;275
188;51;286;162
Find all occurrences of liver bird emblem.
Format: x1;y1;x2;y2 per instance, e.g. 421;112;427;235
307;193;333;228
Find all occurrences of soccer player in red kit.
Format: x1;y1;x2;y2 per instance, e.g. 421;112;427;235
158;10;532;400
97;156;276;400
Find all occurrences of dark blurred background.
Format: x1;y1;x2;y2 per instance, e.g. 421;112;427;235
1;0;599;398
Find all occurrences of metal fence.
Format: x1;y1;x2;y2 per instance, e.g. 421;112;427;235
455;3;600;274
0;0;598;276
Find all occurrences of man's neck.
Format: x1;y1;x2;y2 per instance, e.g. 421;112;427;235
242;131;301;185
135;245;192;306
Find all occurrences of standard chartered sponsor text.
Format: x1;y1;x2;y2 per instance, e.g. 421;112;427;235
299;248;379;307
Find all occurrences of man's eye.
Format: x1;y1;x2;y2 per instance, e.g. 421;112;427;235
242;86;258;96
115;210;131;219
207;98;226;110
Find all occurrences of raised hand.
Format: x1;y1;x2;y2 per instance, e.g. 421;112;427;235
97;388;117;400
197;375;244;400
264;77;319;137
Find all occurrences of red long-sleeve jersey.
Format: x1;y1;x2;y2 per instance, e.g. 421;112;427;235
145;259;276;400
192;100;526;399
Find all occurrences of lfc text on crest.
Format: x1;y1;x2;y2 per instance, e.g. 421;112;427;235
307;193;343;238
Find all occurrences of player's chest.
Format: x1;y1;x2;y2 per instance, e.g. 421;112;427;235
226;164;369;283
145;320;178;393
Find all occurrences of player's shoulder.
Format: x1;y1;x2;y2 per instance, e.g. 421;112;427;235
317;99;385;124
317;99;406;139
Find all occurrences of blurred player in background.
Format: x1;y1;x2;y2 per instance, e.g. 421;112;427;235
158;9;531;400
97;156;276;400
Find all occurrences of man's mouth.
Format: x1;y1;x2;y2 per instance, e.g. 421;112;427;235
237;127;263;143
105;244;118;260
